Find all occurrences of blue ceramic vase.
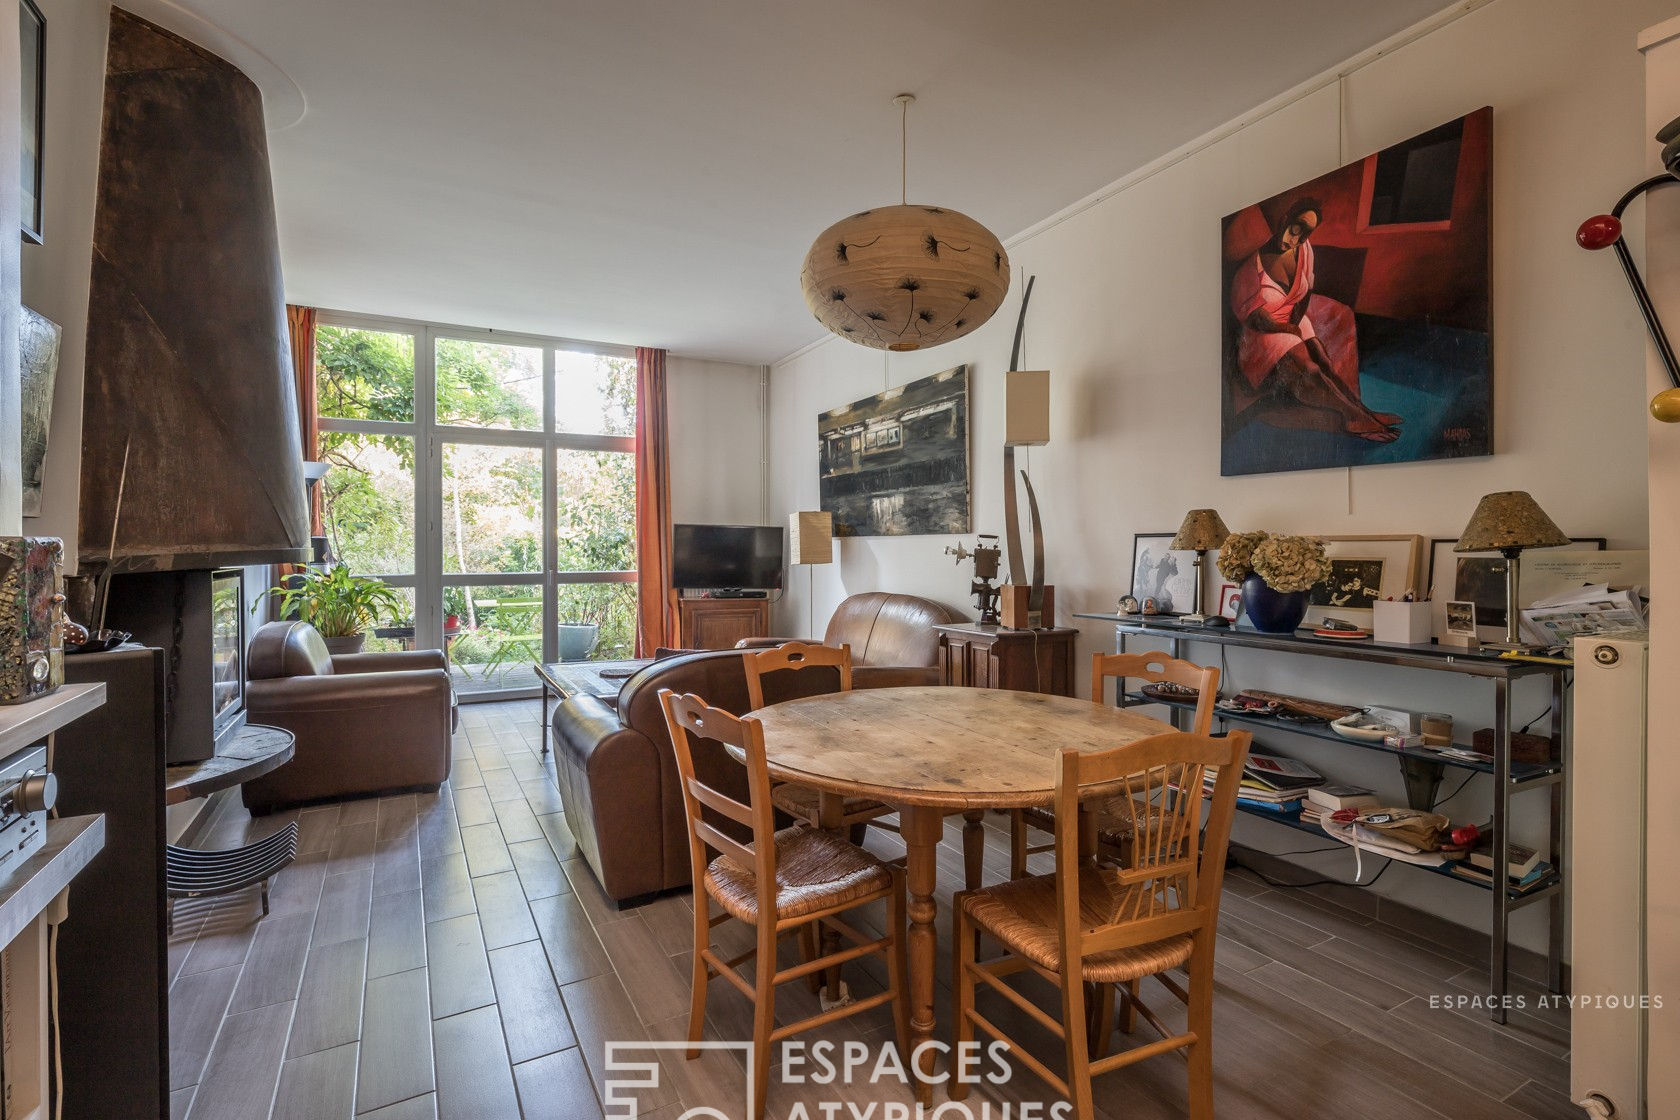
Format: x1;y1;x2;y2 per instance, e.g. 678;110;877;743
1240;573;1308;633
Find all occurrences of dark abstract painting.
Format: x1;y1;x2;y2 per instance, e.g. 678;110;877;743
818;367;970;536
1221;107;1492;476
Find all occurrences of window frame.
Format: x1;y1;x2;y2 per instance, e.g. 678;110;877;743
314;309;637;691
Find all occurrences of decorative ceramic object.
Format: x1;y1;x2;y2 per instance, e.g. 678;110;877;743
1240;573;1309;633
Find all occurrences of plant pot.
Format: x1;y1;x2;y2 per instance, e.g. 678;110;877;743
557;623;599;662
322;633;367;655
1240;574;1308;634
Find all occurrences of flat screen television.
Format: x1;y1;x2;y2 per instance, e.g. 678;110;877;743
672;524;784;591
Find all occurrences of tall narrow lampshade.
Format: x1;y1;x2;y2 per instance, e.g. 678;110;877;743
1005;370;1050;447
1170;509;1230;622
789;511;834;566
1454;491;1569;647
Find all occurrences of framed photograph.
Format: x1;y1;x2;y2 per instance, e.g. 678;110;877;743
20;0;45;244
1303;534;1425;629
1445;600;1477;636
1217;582;1241;622
1426;537;1605;642
1130;533;1197;615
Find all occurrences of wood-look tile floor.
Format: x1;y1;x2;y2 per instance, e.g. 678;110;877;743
167;700;1578;1120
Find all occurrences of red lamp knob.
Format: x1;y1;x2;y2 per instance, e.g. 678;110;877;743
1577;214;1623;250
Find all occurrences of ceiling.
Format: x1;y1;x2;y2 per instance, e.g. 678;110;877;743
179;0;1450;364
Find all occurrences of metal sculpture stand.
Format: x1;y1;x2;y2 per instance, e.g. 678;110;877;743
1001;276;1050;627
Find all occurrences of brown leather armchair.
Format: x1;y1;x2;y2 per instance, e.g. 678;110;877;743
552;648;843;905
737;591;963;687
240;620;458;814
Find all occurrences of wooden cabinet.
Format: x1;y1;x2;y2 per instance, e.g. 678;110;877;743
935;623;1077;696
678;597;771;650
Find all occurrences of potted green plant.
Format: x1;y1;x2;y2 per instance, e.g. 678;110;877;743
264;564;405;654
1217;531;1330;633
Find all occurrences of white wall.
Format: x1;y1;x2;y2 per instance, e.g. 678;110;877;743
769;0;1663;950
19;0;108;568
667;356;767;524
1641;15;1680;1110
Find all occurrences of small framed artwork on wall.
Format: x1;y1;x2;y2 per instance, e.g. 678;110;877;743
1217;582;1241;622
1129;533;1197;616
1303;534;1425;629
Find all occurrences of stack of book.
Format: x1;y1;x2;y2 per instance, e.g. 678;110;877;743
1228;752;1321;815
1449;840;1555;892
1299;783;1381;825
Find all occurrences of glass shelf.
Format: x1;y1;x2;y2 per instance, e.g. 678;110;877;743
1123;691;1562;784
1226;799;1561;900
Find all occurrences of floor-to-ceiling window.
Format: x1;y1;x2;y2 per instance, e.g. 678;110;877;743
314;312;636;699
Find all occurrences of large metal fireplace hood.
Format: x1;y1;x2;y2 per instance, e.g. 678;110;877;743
78;9;308;571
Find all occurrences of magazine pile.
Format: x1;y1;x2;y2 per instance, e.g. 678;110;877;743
1519;583;1646;645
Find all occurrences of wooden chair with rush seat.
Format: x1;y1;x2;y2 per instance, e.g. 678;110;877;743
742;641;900;843
1009;652;1219;878
658;687;910;1120
952;728;1252;1120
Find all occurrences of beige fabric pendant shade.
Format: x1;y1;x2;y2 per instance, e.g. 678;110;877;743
800;203;1010;351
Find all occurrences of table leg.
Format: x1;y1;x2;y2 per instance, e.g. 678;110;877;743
818;792;846;1002
962;810;984;890
901;805;945;1107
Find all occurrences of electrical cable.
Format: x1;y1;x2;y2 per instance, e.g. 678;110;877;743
1431;770;1477;810
1243;858;1394;891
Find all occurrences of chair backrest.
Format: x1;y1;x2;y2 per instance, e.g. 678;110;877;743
247;620;334;679
822;592;962;667
1050;729;1252;974
1090;652;1219;735
742;641;852;711
657;688;778;915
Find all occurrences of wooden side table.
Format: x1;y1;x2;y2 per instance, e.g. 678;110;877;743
677;596;770;650
934;622;1077;696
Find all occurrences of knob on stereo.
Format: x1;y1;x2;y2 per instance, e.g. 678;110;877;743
12;770;56;815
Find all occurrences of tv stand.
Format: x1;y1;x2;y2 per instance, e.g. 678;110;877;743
677;596;770;650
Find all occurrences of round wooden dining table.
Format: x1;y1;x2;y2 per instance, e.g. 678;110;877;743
748;685;1174;1103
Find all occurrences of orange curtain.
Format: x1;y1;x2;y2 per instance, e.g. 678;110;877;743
286;304;321;535
634;347;674;656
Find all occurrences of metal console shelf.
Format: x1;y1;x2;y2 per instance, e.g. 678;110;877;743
1076;613;1569;1024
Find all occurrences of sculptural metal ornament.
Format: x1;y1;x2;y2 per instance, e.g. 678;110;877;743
1002;276;1046;617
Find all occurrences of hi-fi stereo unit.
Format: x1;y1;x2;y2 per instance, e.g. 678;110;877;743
0;743;55;878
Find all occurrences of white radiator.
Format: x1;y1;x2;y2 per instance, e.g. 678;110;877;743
1570;635;1649;1119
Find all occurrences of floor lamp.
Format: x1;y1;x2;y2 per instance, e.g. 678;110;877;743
789;511;834;637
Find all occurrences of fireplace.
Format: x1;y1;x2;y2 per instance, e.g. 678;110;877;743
106;568;249;764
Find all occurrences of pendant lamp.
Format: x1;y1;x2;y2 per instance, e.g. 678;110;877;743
800;94;1009;352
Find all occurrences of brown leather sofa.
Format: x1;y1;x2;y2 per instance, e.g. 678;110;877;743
554;591;962;904
738;591;963;687
240;620;458;814
553;648;847;904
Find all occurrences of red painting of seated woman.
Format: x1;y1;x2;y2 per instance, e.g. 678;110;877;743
1227;199;1400;442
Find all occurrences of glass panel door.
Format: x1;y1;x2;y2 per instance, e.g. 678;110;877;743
314;316;640;701
441;440;547;694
